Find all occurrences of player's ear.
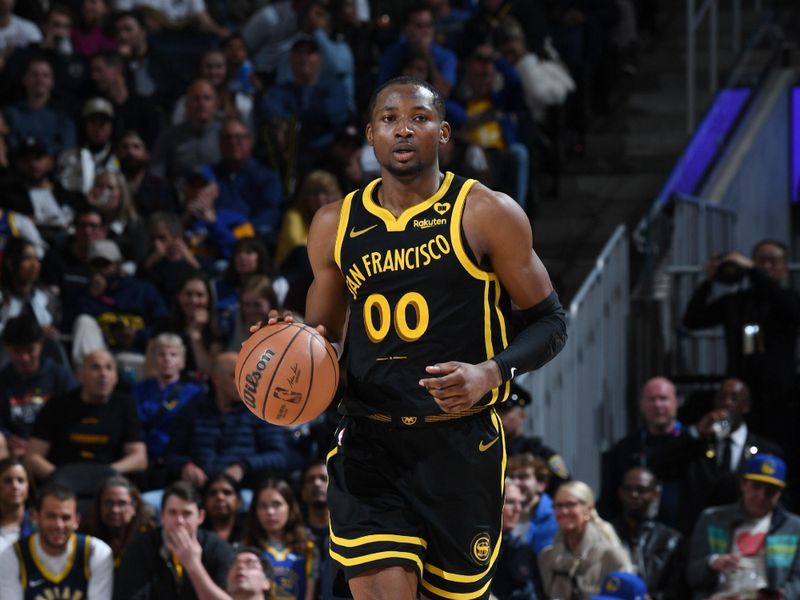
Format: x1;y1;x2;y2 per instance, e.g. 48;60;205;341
365;123;374;146
439;121;451;144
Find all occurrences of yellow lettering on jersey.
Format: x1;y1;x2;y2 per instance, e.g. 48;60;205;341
370;251;382;276
345;264;366;299
345;235;452;296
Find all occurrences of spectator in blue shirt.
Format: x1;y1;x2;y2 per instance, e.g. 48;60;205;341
132;333;205;489
508;453;558;555
260;35;353;172
376;3;458;97
6;56;76;156
165;352;287;489
212;118;283;241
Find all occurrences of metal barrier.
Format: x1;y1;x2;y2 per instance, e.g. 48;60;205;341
520;225;629;491
632;194;736;385
686;0;765;132
665;195;737;376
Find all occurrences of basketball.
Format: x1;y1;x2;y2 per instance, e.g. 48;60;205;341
235;322;339;426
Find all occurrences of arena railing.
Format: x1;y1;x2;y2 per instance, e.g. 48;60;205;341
518;225;629;491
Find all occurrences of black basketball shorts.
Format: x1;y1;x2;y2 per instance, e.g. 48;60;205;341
326;409;506;599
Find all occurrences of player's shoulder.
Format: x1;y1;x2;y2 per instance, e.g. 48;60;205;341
309;199;346;231
463;180;527;221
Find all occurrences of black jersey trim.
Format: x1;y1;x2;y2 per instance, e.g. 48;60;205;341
334;190;357;269
362;172;455;232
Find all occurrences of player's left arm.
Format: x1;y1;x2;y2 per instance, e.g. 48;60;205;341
420;185;566;412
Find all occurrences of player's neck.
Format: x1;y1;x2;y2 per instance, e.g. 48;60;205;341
377;169;444;214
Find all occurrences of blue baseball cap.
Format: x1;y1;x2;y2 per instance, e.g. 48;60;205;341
743;453;786;488
591;571;647;600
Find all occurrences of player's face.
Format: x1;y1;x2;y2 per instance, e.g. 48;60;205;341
740;479;782;519
161;495;204;537
0;465;28;508
155;344;184;380
301;464;328;506
227;552;270;595
100;485;136;529
256;488;290;538
366;84;449;179
553;490;590;536
205;479;240;518
35;496;79;553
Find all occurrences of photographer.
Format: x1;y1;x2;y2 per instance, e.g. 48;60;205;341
681;241;800;450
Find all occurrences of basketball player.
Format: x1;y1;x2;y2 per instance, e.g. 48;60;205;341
0;484;114;598
260;76;566;600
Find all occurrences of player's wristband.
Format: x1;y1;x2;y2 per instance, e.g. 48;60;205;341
492;291;567;384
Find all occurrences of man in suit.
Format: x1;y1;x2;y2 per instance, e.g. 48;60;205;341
650;378;782;533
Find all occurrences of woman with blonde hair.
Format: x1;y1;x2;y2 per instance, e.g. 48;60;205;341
538;480;633;599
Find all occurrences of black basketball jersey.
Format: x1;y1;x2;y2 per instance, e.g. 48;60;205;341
334;171;511;417
14;533;91;600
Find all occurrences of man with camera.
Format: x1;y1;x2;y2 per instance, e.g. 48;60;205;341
682;240;800;449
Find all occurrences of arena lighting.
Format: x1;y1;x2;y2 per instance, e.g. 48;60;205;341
656;88;752;203
791;86;800;203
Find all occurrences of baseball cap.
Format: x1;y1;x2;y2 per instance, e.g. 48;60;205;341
497;382;531;411
83;97;115;119
185;164;216;187
88;239;122;263
743;454;786;488
591;571;647;600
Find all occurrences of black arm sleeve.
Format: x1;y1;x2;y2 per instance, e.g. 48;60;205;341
491;291;567;383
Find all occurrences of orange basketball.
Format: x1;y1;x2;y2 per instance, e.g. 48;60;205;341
235;322;339;426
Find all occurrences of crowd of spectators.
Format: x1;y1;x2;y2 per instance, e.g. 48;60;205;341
8;0;799;599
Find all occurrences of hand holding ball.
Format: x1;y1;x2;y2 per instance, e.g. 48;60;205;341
235;322;339;425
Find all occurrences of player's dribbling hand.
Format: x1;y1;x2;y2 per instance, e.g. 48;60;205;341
248;310;329;340
420;361;502;413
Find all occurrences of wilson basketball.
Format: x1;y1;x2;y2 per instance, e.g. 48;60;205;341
235;322;339;426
